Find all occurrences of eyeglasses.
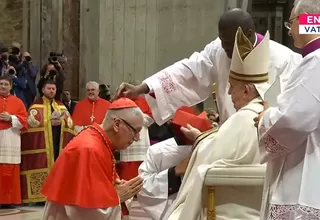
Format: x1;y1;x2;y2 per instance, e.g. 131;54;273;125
116;118;140;141
119;118;138;134
284;16;299;30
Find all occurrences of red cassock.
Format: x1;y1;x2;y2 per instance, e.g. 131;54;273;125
72;98;111;126
0;95;28;204
41;123;119;209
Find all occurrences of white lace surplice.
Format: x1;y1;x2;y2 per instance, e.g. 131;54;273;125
258;50;320;220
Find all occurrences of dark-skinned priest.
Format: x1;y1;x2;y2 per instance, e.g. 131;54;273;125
115;8;302;126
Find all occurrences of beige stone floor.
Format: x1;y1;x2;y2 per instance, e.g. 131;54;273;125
0;200;151;220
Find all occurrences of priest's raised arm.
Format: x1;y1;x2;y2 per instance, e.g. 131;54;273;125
142;40;220;125
115;8;302;126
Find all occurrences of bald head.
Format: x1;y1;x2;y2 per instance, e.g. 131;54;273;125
219;9;255;31
218;8;256;58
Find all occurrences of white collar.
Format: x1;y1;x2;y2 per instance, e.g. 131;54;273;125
253;33;258;47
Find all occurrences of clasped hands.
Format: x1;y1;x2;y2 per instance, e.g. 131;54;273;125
51;118;61;126
0;112;11;122
115;176;143;203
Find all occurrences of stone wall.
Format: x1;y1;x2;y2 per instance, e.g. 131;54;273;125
63;0;80;98
0;0;23;47
7;0;81;100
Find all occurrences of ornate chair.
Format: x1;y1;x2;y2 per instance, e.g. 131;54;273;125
204;166;266;220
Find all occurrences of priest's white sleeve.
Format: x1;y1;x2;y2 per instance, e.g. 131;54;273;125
258;57;320;162
137;148;171;220
137;138;192;220
144;39;220;125
268;46;302;90
42;200;121;220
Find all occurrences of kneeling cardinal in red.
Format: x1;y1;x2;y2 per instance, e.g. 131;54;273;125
41;98;144;220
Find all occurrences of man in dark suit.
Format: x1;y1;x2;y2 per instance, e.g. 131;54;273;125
62;90;77;115
18;52;38;108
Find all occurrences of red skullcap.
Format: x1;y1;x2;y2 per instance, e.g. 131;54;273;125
110;98;137;109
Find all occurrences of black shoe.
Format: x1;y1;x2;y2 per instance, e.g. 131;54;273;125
35;202;45;206
0;204;14;209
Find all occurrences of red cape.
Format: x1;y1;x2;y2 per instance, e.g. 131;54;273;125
72;98;111;126
41;123;119;208
0;95;27;130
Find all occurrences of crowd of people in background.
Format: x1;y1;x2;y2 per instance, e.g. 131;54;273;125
0;41;114;111
0;42;38;108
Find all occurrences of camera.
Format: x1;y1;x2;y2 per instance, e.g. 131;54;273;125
10;46;20;55
48;70;56;77
25;56;32;62
0;54;8;61
48;52;63;64
8;54;19;63
8;68;16;75
43;69;57;81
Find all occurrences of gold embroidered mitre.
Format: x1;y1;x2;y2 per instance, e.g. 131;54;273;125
229;27;270;99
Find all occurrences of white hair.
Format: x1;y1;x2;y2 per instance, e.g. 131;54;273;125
105;107;143;121
294;0;320;14
86;81;99;89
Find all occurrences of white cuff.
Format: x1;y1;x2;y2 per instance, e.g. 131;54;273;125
143;78;154;93
75;125;84;133
11;115;23;129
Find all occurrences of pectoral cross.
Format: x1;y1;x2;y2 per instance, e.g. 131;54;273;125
90;115;95;122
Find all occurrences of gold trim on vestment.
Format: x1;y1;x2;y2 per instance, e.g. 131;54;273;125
22;168;49;202
236;27;254;60
43;98;54;170
192;127;219;151
21;149;46;155
229;70;268;83
21;98;75;203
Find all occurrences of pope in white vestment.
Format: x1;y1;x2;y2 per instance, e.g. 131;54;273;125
140;10;301;126
164;27;271;220
257;2;320;219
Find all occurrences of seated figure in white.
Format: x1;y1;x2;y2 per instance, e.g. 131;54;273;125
138;106;214;220
164;27;271;220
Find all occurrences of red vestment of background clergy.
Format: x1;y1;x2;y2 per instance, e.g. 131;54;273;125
72;98;111;126
0;95;27;204
20;97;75;203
